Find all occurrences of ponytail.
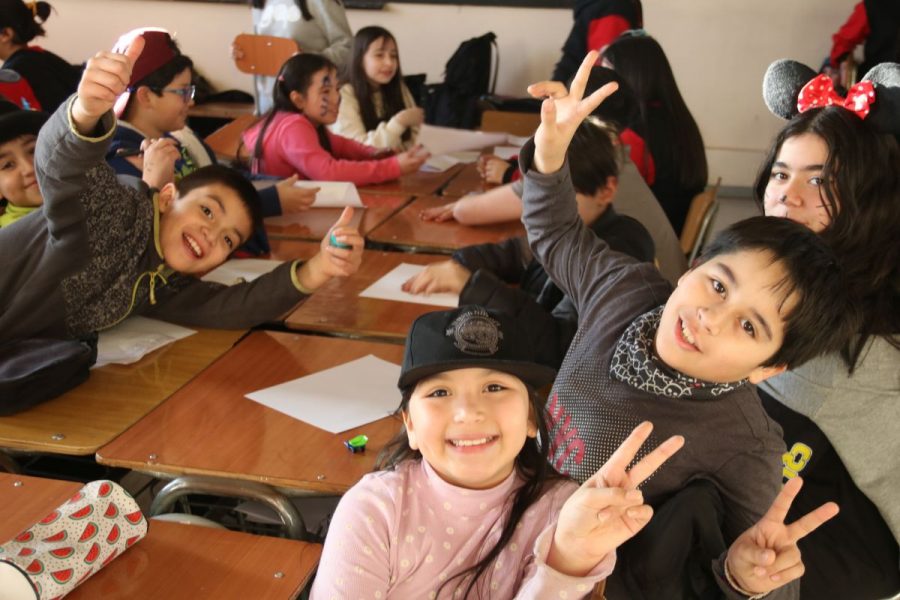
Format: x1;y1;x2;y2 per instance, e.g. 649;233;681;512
0;0;53;44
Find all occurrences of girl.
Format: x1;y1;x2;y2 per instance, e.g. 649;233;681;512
242;53;429;185
249;0;352;114
331;26;423;150
311;305;684;599
0;0;80;113
601;31;707;235
755;61;900;599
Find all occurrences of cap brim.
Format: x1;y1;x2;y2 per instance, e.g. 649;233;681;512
0;110;49;145
398;358;556;391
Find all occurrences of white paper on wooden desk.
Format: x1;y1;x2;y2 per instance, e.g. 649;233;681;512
359;263;459;307
293;180;363;207
417;124;508;155
201;258;283;286
246;354;401;433
94;316;196;368
492;145;522;160
421;151;481;173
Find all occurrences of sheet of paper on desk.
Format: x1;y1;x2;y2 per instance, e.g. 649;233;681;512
418;124;508;155
246;354;401;433
422;151;481;172
293;180;363;207
94;316;196;368
359;263;459;307
493;145;522;160
201;258;283;286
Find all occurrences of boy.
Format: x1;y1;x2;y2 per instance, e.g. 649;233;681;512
402;119;655;368
0;36;362;346
522;53;850;598
0;98;46;227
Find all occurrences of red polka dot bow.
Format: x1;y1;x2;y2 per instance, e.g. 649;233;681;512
797;74;876;119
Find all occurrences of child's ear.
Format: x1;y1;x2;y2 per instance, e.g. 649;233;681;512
526;404;538;439
156;183;178;214
401;410;419;450
288;90;306;113
747;364;787;384
135;86;154;106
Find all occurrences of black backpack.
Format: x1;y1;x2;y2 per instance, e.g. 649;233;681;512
424;32;499;129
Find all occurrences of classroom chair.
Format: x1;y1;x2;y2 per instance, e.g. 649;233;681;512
479;109;541;137
232;33;300;113
204;113;258;163
680;177;722;264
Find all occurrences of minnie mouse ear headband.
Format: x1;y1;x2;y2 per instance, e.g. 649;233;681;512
111;27;178;118
763;58;900;135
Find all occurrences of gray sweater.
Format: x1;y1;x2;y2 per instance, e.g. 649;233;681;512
0;99;308;344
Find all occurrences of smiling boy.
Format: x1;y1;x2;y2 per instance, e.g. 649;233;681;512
0;36;363;346
521;54;855;598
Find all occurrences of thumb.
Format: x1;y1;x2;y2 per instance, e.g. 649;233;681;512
281;174;299;185
123;35;145;67
334;206;355;228
540;96;557;125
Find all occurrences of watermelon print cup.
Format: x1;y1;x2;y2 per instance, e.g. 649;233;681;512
0;480;148;599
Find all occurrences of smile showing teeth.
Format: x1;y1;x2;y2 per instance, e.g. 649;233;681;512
681;319;697;347
449;436;495;447
185;234;202;258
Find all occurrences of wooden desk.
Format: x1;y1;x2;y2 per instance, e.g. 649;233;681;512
284;250;449;340
97;332;403;495
441;161;495;197
265;239;321;262
366;195;525;254
0;329;245;456
0;473;320;599
188;101;255;120
264;193;413;242
359;163;465;196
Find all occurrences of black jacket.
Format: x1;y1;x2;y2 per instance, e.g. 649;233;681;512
3;47;81;113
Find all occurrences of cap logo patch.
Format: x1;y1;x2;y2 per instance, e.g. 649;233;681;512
446;308;502;355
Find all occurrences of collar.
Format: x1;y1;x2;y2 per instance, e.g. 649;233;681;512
609;306;748;400
0;203;38;227
151;190;165;261
588;205;618;235
420;459;520;518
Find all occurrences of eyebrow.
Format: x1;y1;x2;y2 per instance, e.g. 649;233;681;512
773;160;824;172
205;194;245;245
715;262;773;341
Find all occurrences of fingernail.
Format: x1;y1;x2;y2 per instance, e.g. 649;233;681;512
625;490;642;502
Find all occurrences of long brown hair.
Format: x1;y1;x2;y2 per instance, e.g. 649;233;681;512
348;26;411;142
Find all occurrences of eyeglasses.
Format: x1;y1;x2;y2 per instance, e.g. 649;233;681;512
150;85;196;102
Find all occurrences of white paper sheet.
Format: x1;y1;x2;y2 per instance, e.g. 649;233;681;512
246;355;401;433
201;258;283;286
293;180;363;208
94;317;196;368
492;145;522;160
417;124;509;155
421;151;482;173
359;263;459;307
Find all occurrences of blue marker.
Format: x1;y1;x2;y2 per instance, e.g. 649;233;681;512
329;232;351;249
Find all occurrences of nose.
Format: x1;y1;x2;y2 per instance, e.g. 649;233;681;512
452;390;485;423
697;304;725;335
782;180;805;207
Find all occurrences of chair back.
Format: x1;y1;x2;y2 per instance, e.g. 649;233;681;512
232;34;300;77
680;177;722;264
479;110;541;137
204;114;259;163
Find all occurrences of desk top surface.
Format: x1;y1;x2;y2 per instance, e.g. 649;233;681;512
284;250;449;340
0;473;320;599
359;163;465;196
0;328;245;456
97;331;403;494
264;193;412;242
441;161;495;198
365;195;524;253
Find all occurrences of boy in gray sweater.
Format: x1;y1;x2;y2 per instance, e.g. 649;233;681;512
521;53;856;599
0;36;362;345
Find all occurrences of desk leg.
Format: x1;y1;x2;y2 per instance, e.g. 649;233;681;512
150;475;308;540
0;451;20;473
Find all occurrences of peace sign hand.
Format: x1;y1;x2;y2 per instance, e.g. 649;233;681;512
546;422;684;577
526;51;618;175
726;477;839;595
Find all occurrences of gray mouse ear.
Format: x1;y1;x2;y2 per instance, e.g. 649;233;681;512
763;59;818;119
861;62;900;136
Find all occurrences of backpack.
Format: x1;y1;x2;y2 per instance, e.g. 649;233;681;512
0;69;42;111
425;32;499;129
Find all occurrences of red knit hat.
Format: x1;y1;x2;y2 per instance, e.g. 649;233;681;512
112;28;178;117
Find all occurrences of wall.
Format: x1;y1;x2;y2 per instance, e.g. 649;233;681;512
40;0;852;186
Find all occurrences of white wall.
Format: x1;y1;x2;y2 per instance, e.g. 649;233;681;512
40;0;851;186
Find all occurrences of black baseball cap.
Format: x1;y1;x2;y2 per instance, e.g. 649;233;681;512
0;99;48;146
398;305;557;391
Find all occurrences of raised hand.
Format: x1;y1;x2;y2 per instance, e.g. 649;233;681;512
296;206;364;292
401;260;471;296
547;422;684;577
72;35;145;133
526;51;617;174
276;175;319;213
725;477;839;595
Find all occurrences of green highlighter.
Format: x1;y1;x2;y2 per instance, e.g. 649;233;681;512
344;434;368;453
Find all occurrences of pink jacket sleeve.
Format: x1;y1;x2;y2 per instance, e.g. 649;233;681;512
830;2;869;66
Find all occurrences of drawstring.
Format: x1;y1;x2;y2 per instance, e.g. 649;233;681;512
101;264;170;331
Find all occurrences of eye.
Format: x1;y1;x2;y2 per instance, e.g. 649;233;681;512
201;205;212;218
808;176;823;186
224;235;234;250
710;278;726;297
0;160;14;170
740;319;756;338
485;383;506;393
770;171;788;182
426;388;449;398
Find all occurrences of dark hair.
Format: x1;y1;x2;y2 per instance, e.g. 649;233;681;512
251;53;336;168
753;107;900;371
377;385;565;599
696;216;859;369
122;36;193;120
348;26;412;142
601;33;707;194
0;0;51;44
569;119;621;195
175;164;263;234
250;0;342;20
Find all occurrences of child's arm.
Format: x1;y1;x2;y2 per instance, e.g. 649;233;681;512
332;84;413;149
419;184;523;225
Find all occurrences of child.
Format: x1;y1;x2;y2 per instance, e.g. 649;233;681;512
402;119;655;368
0;0;80;112
754;59;900;599
331;26;423;150
242;53;429;186
0;99;46;227
107;28;317;219
311;304;686;599
0;35;363;348
521;52;852;598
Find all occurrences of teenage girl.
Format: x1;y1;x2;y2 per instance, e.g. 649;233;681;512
242;53;429;186
310;305;684;599
331;25;423;150
601;31;707;235
0;0;80;112
755;63;900;599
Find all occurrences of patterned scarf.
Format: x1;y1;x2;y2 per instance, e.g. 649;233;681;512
609;307;747;399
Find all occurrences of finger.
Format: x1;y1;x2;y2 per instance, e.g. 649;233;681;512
401;274;421;293
786;501;839;543
579;81;618;119
626;434;684;486
331;206;355;229
568;50;601;102
540;96;557;127
577;487;644;511
731;539;777;569
765;544;802;577
122;34;146;67
766;560;805;586
763;476;803;525
591;422;653;484
282;174;299;185
526;80;568;99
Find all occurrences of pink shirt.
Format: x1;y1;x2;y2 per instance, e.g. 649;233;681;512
242;111;402;184
310;459;615;599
